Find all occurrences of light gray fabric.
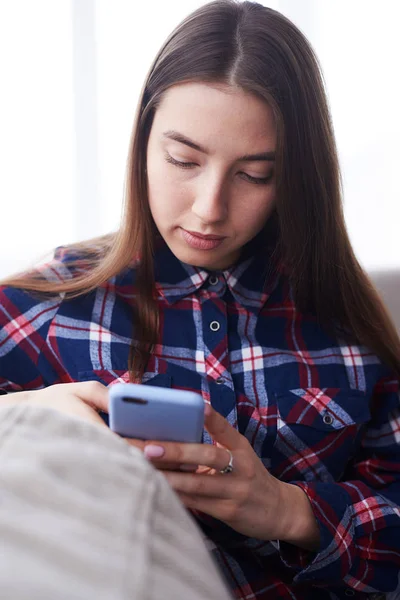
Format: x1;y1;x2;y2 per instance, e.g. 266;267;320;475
0;402;232;600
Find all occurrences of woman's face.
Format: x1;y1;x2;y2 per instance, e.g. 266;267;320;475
146;82;277;270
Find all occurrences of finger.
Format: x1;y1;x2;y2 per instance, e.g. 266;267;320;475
66;381;110;413
177;493;237;523
126;440;197;471
163;471;235;498
126;439;146;451
154;462;192;471
178;464;199;472
204;403;243;451
143;441;233;472
153;463;198;472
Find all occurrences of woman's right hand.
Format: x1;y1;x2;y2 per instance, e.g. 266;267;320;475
0;382;109;428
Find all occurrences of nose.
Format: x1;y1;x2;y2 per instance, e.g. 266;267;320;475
191;176;228;225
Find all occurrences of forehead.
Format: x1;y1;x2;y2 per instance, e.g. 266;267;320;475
152;82;276;153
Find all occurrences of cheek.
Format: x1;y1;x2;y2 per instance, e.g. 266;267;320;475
234;189;276;231
147;159;173;208
147;167;190;221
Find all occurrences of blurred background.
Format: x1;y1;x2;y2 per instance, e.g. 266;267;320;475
0;0;399;326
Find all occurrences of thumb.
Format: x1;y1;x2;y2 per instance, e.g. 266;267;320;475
204;403;242;450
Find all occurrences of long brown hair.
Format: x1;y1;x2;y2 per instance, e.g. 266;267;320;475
2;0;400;380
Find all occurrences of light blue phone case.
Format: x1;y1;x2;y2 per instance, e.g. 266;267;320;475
109;383;204;442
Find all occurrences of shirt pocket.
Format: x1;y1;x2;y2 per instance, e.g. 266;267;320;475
271;387;371;483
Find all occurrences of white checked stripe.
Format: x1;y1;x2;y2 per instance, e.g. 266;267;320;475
0;302;59;356
190;271;206;287
89;324;112;343
192;297;206;374
294;388;327;421
153;343;206;374
195;349;206;373
40;262;74;282
90;285;116;370
340;343;367;391
341;345;365;367
241;345;265;371
205;350;227;378
7;318;35;341
363;407;400;447
359;498;378;529
276;423;349;480
225;272;238;288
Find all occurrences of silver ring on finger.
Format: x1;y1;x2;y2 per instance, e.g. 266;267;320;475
219;449;234;474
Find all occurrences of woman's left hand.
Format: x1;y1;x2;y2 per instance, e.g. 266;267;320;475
129;404;320;547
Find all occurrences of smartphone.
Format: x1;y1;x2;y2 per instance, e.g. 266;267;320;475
108;382;204;442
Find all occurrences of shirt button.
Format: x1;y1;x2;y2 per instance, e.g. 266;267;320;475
210;320;220;332
215;377;224;385
209;274;219;286
344;591;355;597
323;414;334;425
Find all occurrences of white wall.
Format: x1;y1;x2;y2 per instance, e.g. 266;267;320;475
0;0;76;276
1;0;399;279
310;1;400;272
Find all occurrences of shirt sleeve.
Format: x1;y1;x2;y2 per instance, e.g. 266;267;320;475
0;284;62;391
278;370;400;594
0;247;86;392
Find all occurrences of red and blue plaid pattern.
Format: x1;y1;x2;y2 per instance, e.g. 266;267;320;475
1;242;399;599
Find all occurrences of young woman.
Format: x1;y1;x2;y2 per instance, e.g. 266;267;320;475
1;1;399;598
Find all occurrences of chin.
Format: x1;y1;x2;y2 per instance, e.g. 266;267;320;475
167;244;209;268
162;231;239;270
177;246;236;271
176;249;215;268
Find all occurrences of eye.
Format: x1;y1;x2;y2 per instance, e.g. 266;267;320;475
164;152;273;184
240;172;273;185
165;153;197;169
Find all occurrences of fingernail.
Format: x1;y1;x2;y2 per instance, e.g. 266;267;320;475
204;403;212;416
144;445;165;458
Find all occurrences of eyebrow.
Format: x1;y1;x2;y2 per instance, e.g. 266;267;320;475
163;130;275;162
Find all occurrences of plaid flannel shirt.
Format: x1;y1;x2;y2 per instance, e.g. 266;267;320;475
1;241;399;600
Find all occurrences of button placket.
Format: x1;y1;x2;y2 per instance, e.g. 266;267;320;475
209;274;219;286
202;298;234;432
210;320;221;332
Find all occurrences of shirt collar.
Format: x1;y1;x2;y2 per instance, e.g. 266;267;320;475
154;239;281;314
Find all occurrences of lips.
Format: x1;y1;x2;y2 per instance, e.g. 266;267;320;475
180;228;225;251
185;230;225;240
